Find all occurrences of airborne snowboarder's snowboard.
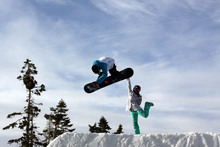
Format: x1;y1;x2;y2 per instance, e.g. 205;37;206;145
84;68;134;93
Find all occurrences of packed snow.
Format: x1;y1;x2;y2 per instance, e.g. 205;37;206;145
48;132;220;147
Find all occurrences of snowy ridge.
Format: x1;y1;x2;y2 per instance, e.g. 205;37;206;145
47;132;220;147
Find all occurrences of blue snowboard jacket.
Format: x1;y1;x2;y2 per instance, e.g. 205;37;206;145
93;57;115;84
93;60;108;84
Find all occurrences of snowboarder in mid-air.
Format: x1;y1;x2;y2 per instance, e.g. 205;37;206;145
92;56;120;85
84;56;133;93
126;78;154;134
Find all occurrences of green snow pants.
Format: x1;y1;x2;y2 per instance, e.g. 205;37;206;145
131;102;152;134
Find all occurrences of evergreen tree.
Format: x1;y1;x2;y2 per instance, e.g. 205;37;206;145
114;124;123;134
88;123;98;133
98;116;111;133
42;99;75;145
88;116;111;133
3;59;46;147
40;113;54;146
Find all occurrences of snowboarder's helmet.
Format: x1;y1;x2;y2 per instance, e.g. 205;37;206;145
133;85;141;93
92;65;99;74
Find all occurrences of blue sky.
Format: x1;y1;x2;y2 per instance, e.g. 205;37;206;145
1;0;220;146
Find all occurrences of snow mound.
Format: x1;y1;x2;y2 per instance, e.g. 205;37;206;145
47;132;220;147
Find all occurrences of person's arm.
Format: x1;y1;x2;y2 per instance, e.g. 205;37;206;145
138;95;142;105
127;78;132;92
126;78;132;111
97;62;108;84
127;78;132;96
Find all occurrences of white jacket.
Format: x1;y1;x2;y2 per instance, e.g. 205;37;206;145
126;78;142;111
98;56;115;71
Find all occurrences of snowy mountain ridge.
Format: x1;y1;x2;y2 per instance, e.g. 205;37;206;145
47;132;220;147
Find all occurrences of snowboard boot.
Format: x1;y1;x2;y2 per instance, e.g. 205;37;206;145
109;64;121;80
145;102;154;107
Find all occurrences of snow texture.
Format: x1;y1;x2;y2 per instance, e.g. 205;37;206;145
47;132;220;147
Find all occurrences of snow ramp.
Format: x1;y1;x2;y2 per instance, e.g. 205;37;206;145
47;132;220;147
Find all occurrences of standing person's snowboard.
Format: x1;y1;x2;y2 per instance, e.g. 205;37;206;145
84;68;134;93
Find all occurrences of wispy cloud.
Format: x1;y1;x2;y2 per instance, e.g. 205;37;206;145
91;0;157;18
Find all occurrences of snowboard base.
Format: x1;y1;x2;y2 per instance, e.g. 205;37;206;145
84;68;134;93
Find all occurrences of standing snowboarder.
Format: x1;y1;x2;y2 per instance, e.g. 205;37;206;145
92;56;120;85
126;78;154;134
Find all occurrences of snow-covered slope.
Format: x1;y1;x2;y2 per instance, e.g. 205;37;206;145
48;132;220;147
